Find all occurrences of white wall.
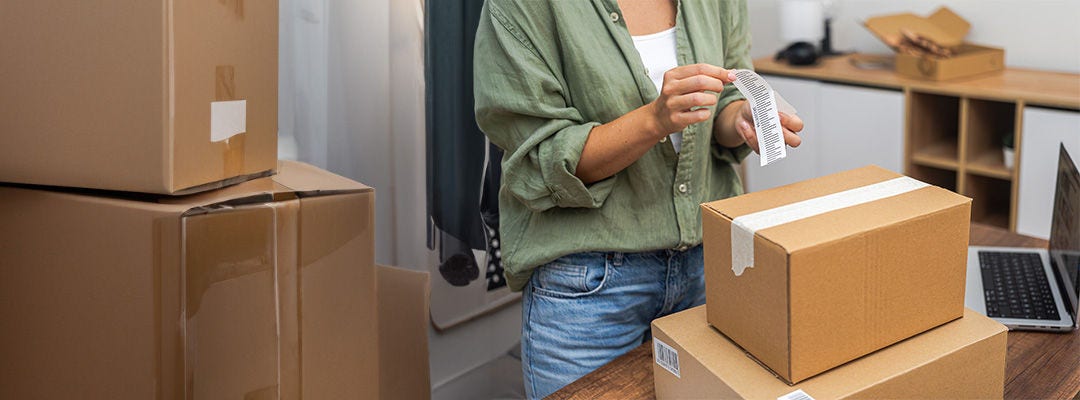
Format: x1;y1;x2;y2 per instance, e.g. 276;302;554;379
749;0;1080;74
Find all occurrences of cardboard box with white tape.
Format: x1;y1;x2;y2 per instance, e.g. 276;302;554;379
701;165;972;383
0;0;278;194
0;161;430;399
651;306;1006;399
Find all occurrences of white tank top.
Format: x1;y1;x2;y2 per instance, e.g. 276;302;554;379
631;27;682;153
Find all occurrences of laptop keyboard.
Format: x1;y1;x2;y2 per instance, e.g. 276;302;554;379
980;251;1060;321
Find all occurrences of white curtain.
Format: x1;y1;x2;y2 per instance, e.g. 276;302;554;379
277;0;524;392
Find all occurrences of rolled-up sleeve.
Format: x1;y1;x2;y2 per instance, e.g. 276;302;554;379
474;3;616;212
713;0;754;165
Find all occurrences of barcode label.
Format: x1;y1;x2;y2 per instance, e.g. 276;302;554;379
654;338;680;378
778;389;815;400
731;69;788;166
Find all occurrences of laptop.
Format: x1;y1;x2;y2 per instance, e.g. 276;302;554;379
965;144;1080;331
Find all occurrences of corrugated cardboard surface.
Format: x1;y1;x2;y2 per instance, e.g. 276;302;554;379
702;166;972;383
0;0;277;194
0;161;428;399
652;306;1007;400
378;265;433;400
895;44;1004;81
299;193;378;399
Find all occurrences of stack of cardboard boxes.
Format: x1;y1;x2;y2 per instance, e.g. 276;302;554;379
0;2;429;399
652;166;1009;399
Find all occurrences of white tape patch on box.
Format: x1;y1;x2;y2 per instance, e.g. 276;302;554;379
210;100;247;142
730;177;930;276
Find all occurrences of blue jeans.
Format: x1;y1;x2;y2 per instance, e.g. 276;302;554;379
520;246;706;399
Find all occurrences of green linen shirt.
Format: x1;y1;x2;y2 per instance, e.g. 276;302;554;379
474;0;754;291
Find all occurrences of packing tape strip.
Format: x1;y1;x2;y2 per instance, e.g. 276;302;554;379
215;65;247;177
730;176;930;276
220;0;245;17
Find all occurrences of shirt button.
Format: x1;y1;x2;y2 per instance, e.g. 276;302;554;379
678;183;688;194
610;12;620;22
660;136;668;143
677;245;689;252
644;68;650;76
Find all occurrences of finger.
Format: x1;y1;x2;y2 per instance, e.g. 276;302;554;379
662;75;727;96
737;119;759;153
783;128;802;148
779;112;805;133
664;63;737;83
673;108;713;127
667;92;719;111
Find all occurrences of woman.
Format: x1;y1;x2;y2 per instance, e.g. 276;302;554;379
473;0;804;397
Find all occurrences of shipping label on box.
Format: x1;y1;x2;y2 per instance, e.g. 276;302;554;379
701;165;972;383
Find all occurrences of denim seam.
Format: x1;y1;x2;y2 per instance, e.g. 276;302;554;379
522;284;539;399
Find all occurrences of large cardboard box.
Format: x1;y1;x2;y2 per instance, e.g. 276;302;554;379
701;166;972;383
0;161;430;399
864;7;1004;81
0;0;278;194
652;306;1007;399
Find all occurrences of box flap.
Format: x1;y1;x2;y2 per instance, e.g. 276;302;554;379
272;160;372;196
927;7;970;40
162;160;370;214
702;166;971;252
653;307;1005;399
863;7;968;48
377;265;432;400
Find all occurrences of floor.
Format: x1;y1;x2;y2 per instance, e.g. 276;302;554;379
432;346;526;400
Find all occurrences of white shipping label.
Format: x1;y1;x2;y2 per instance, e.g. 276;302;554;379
732;70;787;166
654;338;681;378
778;389;816;400
210;100;247;142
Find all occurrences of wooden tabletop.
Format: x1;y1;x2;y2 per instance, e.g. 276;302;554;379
753;54;1080;110
550;224;1080;400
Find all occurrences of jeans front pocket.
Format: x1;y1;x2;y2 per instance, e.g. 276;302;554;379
532;252;609;298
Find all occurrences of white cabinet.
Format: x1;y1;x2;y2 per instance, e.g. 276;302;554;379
816;84;905;175
745;77;904;192
1017;107;1080;239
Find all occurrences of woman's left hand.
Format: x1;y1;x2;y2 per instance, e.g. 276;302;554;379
732;101;804;153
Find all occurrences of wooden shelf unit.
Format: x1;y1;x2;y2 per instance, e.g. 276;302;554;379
755;54;1080;231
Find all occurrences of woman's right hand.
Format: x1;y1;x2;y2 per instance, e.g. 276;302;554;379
648;63;738;138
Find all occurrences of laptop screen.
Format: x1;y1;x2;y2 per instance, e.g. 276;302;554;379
1050;144;1080;324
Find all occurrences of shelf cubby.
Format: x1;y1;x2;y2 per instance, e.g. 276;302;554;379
909;91;961;168
964;174;1013;230
963;98;1018;180
909;165;958;192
